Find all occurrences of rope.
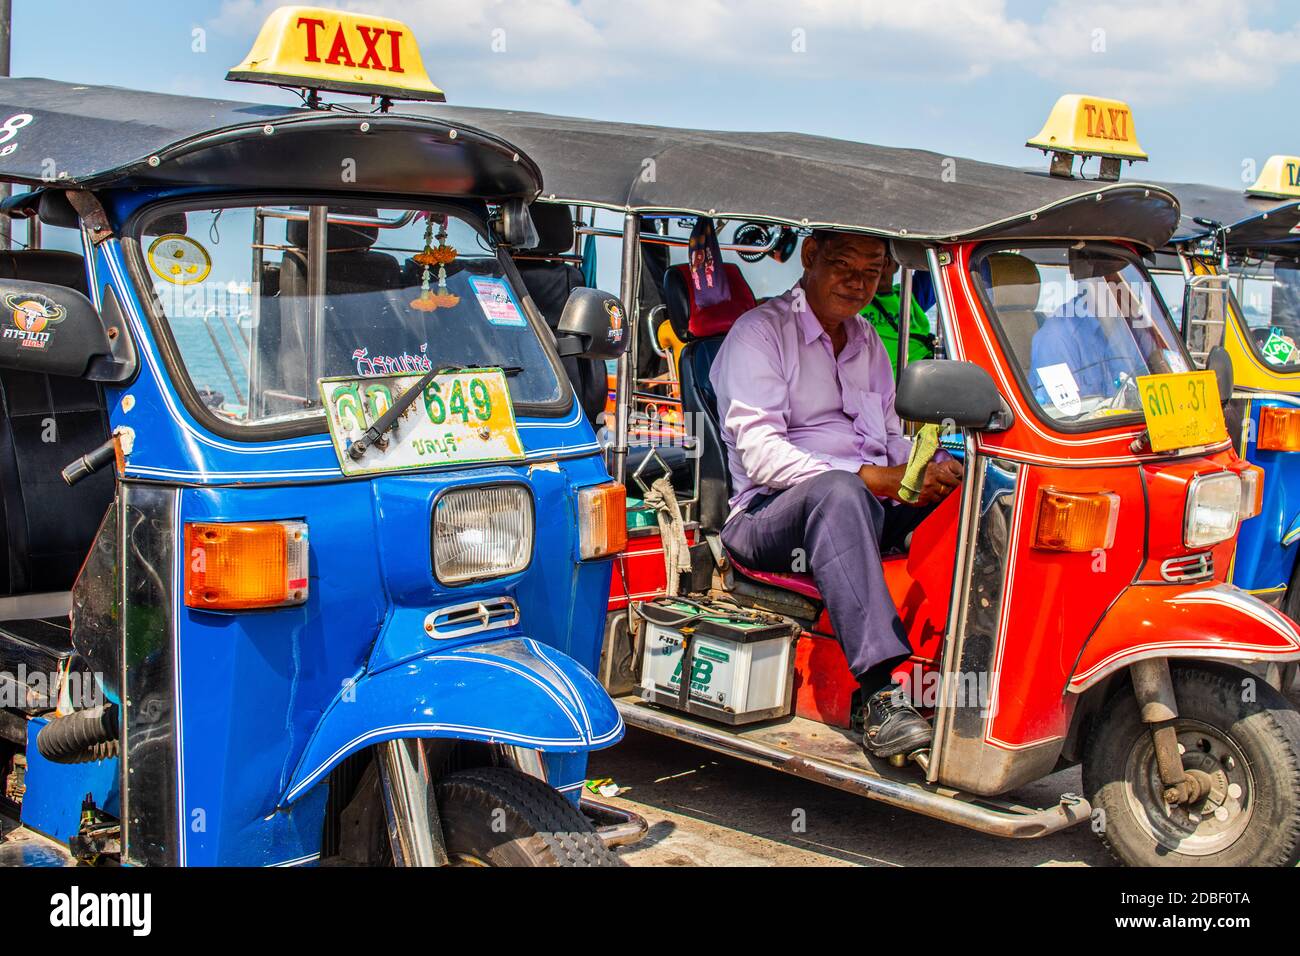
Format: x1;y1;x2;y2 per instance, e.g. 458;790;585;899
642;475;691;596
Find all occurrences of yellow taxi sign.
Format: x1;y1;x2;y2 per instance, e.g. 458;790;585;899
1028;95;1147;180
1138;370;1227;453
226;5;445;103
1246;155;1300;200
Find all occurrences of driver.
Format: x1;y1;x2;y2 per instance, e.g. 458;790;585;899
712;230;964;759
1029;274;1154;407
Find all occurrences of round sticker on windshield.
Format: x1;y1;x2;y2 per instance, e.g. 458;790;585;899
148;234;212;286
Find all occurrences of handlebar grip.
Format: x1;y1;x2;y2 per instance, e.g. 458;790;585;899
61;437;118;487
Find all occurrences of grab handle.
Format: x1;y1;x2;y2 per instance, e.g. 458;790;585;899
61;437;118;487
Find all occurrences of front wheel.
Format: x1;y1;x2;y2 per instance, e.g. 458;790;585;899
437;767;624;867
1083;663;1300;867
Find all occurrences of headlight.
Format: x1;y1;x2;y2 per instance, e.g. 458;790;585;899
1184;472;1242;548
433;485;533;584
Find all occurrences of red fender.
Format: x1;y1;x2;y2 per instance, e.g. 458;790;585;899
1069;583;1300;692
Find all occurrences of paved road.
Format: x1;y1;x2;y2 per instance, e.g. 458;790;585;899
597;680;1300;866
593;728;1110;867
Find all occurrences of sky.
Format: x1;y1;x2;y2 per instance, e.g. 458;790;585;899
10;0;1300;190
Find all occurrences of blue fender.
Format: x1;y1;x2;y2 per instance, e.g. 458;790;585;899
278;637;623;806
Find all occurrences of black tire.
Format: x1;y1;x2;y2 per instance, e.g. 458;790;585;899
1083;663;1300;867
436;766;624;867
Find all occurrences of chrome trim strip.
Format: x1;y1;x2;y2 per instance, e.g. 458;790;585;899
1160;552;1214;583
424;597;520;639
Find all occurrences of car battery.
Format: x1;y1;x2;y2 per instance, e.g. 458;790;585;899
636;597;800;725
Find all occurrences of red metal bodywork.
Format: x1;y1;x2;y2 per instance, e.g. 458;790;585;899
605;239;1300;788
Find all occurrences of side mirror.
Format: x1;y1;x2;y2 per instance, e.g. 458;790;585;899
1205;345;1234;407
897;360;1013;431
495;198;539;249
0;280;117;379
556;288;628;360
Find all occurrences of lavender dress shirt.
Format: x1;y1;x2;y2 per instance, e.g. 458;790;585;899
712;283;916;519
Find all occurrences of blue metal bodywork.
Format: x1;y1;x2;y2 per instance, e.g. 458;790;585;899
45;187;621;866
1234;394;1300;604
19;718;119;844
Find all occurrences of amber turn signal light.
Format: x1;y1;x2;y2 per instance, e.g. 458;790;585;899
1238;464;1265;519
1032;487;1120;552
1258;406;1300;452
184;520;309;610
577;482;627;559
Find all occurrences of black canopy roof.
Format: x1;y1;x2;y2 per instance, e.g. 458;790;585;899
1152;179;1300;258
403;104;1180;249
0;78;541;200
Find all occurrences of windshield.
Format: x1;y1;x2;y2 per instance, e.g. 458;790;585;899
138;202;564;429
1236;260;1300;368
973;244;1190;427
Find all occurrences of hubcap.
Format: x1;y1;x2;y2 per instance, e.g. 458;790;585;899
1123;718;1254;857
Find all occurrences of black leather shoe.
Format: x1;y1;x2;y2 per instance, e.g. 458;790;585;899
863;684;932;758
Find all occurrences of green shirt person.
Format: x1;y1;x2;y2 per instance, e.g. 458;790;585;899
861;253;934;376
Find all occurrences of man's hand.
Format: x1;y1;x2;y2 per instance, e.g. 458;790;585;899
857;463;905;500
915;458;964;505
859;459;964;504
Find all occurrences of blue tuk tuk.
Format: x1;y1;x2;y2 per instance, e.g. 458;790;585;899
0;7;638;866
1148;169;1300;665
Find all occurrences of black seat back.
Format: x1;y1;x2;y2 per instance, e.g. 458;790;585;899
680;336;731;531
664;263;757;532
0;251;112;595
269;210;402;411
514;204;606;425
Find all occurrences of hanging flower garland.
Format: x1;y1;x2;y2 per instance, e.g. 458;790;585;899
411;216;460;311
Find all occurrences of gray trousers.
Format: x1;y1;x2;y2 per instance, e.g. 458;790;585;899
720;470;934;677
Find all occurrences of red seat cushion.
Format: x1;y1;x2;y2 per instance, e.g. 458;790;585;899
728;555;822;601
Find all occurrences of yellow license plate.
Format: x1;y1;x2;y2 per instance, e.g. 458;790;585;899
320;368;525;476
1137;370;1227;452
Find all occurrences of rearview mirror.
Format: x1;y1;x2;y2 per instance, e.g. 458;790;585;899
0;280;117;379
897;360;1013;431
495;198;540;249
556;288;628;360
1205;345;1234;407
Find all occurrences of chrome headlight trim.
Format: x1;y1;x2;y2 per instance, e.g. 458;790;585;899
432;483;535;586
1183;471;1242;549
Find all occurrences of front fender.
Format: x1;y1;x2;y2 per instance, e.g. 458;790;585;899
279;637;623;806
1069;583;1300;693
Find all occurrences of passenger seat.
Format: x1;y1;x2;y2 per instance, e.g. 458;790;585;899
269;210;402;412
0;250;111;709
666;262;755;527
513;203;607;424
669;263;824;610
983;253;1044;371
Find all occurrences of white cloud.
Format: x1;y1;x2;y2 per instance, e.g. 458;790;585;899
210;0;1300;103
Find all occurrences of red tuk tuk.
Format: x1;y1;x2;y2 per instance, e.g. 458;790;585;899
410;98;1300;866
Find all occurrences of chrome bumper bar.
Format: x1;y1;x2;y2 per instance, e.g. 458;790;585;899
581;797;649;848
617;701;1090;840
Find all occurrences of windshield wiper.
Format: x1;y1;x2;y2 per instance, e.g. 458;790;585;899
349;364;447;461
347;363;523;461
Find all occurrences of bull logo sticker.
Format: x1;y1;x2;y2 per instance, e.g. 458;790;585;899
3;292;66;350
604;298;625;343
